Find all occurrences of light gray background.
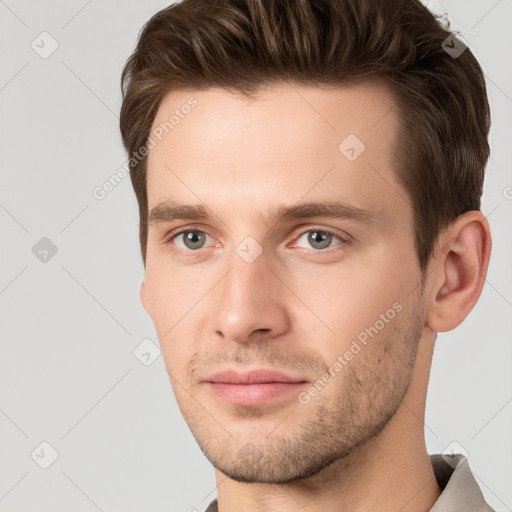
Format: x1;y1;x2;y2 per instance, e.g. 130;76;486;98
0;0;511;511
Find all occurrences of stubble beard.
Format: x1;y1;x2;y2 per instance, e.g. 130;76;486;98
174;298;424;484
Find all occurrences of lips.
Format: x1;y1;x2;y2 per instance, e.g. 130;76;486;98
206;369;307;385
204;369;308;406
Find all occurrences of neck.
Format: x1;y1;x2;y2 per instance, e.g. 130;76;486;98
213;328;441;512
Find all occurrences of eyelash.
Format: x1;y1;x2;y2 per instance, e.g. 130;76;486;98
163;226;350;256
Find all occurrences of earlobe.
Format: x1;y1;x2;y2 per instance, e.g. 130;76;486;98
140;280;151;315
425;211;491;333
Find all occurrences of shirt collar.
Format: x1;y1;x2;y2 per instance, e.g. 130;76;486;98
429;453;494;511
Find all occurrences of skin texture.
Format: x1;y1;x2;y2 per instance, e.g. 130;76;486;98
140;80;491;512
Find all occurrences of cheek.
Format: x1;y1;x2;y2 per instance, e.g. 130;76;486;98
157;325;199;391
145;256;207;325
299;257;415;362
144;270;202;374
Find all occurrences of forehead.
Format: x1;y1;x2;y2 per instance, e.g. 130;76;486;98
145;80;411;229
148;80;397;156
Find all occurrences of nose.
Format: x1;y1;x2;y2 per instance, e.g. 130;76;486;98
211;250;291;344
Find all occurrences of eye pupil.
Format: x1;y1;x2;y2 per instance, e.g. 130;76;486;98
308;231;332;250
183;231;205;249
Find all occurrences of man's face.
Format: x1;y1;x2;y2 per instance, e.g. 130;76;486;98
142;81;426;483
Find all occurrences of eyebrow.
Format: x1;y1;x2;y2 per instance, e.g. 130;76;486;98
147;199;379;227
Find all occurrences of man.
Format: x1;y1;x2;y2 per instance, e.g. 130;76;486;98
119;0;494;510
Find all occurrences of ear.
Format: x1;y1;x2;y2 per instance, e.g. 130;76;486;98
140;280;151;315
425;211;492;332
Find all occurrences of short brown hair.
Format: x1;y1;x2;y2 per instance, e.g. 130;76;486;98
120;0;491;272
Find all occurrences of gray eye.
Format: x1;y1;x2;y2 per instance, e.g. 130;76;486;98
176;230;209;250
296;230;340;250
